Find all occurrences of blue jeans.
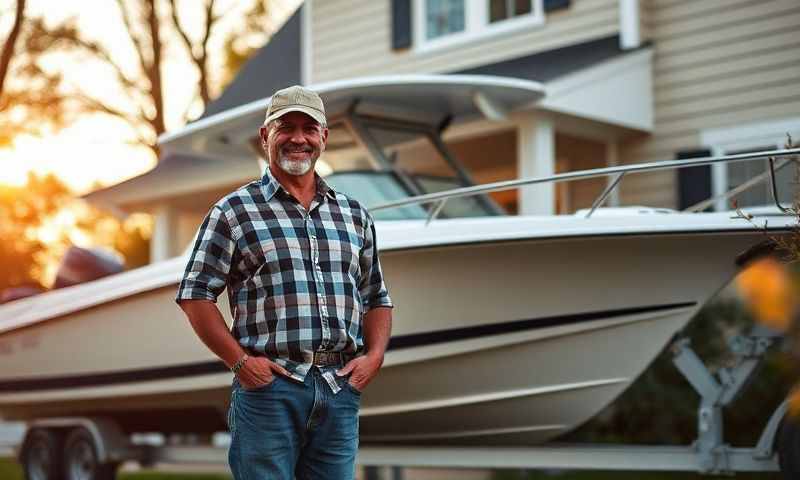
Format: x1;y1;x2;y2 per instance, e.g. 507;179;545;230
228;367;361;479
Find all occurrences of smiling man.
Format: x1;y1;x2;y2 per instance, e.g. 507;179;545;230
175;85;393;480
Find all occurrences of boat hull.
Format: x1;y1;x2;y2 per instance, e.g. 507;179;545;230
0;229;765;445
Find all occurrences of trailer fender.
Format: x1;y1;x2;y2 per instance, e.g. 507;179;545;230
755;400;789;459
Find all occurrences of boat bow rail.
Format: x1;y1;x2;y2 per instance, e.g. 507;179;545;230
371;148;800;224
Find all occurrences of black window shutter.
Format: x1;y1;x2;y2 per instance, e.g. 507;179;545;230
544;0;571;12
676;149;712;211
391;0;413;50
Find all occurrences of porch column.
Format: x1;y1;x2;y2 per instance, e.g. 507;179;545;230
517;114;555;215
710;146;728;212
620;0;641;50
151;204;178;262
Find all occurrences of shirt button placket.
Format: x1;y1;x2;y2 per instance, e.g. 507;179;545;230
307;217;331;348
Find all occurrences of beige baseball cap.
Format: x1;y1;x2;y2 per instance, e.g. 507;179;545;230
263;85;326;127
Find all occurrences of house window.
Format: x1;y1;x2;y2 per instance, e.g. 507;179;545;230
426;0;466;40
726;146;794;209
415;0;544;51
700;117;800;211
489;0;532;23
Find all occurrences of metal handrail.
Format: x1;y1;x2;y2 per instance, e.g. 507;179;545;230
370;148;800;220
685;158;792;213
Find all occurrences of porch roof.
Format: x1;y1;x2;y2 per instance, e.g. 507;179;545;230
83;153;260;213
454;35;628;82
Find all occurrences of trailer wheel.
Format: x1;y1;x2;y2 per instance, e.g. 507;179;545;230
778;414;800;479
63;428;118;480
22;429;63;480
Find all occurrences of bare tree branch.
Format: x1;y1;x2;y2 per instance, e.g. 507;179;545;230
44;30;141;93
71;91;156;151
168;0;217;106
71;91;144;127
211;1;237;23
3;0;276;151
38;2;164;139
197;0;216;104
167;0;195;58
115;0;150;77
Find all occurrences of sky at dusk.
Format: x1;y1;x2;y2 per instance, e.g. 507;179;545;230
0;0;300;194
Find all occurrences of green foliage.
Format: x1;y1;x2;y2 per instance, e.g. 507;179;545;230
562;300;796;446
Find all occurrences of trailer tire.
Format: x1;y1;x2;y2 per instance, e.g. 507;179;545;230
22;429;63;480
63;428;118;480
778;414;800;479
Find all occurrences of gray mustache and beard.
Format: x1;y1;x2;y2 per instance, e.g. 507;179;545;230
278;143;316;176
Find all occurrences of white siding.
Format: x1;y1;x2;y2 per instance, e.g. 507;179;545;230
311;0;620;82
619;0;800;207
639;0;653;42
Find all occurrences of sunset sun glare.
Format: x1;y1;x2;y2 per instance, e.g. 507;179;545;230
0;117;156;194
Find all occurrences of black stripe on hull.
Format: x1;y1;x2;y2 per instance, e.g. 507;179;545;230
0;302;695;393
0;361;229;393
387;302;695;350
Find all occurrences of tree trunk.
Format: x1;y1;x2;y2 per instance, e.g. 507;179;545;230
145;0;165;136
0;0;26;98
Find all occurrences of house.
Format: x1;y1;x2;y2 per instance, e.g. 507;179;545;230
85;0;800;264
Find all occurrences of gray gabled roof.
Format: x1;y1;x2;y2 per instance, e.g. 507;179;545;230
454;35;629;82
199;8;302;120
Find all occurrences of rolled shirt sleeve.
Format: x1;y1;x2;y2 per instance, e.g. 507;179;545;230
176;206;236;303
358;212;393;312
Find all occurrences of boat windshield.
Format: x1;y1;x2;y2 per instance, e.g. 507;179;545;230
318;115;505;220
324;171;497;221
323;171;427;220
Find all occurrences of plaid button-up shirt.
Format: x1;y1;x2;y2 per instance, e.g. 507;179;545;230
176;169;393;382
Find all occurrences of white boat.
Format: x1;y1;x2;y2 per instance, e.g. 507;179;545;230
0;76;796;447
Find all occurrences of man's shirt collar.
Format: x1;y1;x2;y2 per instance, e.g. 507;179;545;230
261;166;337;202
317;174;337;200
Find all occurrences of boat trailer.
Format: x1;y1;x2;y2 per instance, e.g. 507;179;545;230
357;324;790;476
15;323;795;479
